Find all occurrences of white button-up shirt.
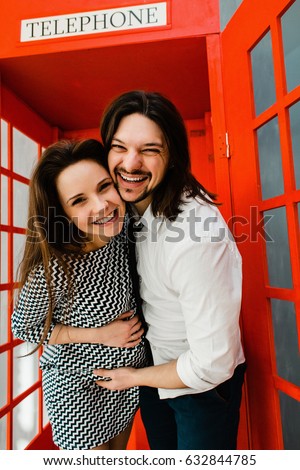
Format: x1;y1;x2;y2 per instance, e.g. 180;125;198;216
135;196;245;399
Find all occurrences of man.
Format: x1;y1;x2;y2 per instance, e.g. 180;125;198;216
94;90;246;450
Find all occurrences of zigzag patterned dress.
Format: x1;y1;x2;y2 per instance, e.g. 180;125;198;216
11;223;149;450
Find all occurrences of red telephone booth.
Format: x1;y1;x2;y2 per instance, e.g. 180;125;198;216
0;0;299;450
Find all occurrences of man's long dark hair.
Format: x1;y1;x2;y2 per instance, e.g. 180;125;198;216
100;90;217;220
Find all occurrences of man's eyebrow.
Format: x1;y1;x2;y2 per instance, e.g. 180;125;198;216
112;137;163;147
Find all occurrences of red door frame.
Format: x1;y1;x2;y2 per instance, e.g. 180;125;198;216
221;0;300;449
0;84;56;449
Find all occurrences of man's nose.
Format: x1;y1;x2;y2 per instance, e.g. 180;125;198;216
122;150;142;172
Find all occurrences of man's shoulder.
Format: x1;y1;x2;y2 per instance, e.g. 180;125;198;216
176;196;221;223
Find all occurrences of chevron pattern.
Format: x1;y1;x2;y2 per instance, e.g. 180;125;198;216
12;220;149;449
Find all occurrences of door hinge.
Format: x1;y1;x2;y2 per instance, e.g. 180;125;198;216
218;132;231;159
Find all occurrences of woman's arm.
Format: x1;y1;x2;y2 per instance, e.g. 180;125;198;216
12;264;144;348
49;311;144;348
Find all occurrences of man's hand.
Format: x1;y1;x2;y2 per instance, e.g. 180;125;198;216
93;367;137;390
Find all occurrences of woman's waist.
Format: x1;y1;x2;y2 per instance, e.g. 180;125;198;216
40;340;149;372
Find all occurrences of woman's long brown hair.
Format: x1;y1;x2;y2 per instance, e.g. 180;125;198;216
15;139;107;352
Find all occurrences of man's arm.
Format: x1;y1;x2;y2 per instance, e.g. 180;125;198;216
94;360;186;390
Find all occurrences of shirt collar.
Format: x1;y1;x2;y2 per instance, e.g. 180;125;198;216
130;203;165;234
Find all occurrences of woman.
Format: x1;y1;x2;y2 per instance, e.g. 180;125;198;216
11;139;149;450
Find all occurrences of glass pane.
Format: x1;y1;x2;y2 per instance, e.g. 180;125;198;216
288;100;300;189
264;206;293;288
257;118;284;200
13;233;26;281
1;231;8;284
13;342;39;398
220;0;243;31
271;299;300;386
0;352;7;408
1;175;8;225
0;414;7;450
0;291;8;344
1;119;8;169
281;0;300;92
13;128;38;179
43;397;49;427
279;391;300;449
251;31;276;116
13;180;29;228
13;390;39;450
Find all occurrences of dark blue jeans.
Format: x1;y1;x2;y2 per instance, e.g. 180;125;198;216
139;363;246;450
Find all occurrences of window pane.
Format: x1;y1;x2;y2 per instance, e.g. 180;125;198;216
0;414;7;450
1;231;8;284
13;390;39;450
288;100;300;189
220;0;243;31
0;352;7;408
264;206;293;288
281;0;300;92
13;128;38;179
1;175;8;225
13;233;26;281
271;299;300;386
279;391;300;449
43;397;49;427
13;180;29;228
1;119;8;169
13;342;39;398
0;291;8;344
257;118;284;200
251;31;276;116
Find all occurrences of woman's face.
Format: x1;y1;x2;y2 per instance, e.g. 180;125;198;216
56;159;125;249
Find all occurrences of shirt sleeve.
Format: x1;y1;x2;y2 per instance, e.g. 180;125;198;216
168;231;243;391
11;263;60;344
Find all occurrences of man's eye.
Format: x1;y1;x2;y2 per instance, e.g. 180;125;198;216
111;144;126;152
142;148;161;155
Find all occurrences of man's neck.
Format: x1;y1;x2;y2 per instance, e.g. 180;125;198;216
134;199;151;216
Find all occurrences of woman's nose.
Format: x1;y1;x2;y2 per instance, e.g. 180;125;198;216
91;197;109;214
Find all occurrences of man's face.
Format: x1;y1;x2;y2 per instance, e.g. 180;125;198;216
108;113;169;215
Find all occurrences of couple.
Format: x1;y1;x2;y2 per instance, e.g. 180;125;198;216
12;91;245;451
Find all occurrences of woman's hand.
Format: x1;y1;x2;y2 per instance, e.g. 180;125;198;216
49;311;144;347
90;311;144;348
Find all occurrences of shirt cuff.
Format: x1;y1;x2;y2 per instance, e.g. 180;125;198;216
176;351;214;392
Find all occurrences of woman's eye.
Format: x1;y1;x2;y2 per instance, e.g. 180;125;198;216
72;197;85;206
99;182;113;191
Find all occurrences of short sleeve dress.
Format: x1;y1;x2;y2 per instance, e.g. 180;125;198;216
11;222;149;450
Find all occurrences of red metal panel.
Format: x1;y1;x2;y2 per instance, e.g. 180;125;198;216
0;0;219;59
